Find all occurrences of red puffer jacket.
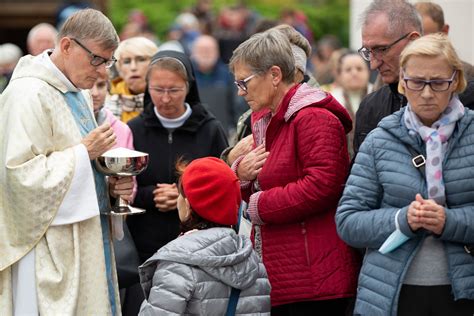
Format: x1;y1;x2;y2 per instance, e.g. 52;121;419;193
244;84;361;306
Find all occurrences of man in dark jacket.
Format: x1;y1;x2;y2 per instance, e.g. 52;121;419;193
354;0;474;155
353;0;422;154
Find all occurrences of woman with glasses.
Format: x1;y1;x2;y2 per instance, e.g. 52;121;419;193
124;50;228;315
107;37;158;123
337;33;474;315
229;29;360;315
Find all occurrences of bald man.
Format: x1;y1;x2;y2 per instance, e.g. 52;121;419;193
27;23;58;55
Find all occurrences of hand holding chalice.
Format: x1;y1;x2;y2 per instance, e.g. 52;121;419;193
95;147;149;215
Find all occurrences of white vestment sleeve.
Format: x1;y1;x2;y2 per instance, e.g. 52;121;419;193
51;144;100;226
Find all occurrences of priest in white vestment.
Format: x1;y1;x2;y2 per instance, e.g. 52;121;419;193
0;9;133;316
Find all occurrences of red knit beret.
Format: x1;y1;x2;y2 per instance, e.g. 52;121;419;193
182;157;241;225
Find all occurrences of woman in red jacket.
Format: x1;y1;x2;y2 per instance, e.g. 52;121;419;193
229;28;360;315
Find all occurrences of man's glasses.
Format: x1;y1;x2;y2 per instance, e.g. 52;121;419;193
403;70;457;92
358;33;411;62
234;74;256;93
71;38;117;69
149;87;186;97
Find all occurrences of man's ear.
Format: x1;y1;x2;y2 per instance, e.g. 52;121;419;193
408;31;421;41
59;37;72;56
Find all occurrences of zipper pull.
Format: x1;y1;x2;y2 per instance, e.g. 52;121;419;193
168;132;173;144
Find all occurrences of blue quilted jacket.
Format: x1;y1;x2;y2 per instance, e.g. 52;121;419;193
336;106;474;316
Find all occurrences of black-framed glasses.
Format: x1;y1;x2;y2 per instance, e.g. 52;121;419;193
403;70;457;92
358;33;411;62
71;38;117;69
234;74;256;94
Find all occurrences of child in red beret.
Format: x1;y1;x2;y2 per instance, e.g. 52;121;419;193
138;157;271;315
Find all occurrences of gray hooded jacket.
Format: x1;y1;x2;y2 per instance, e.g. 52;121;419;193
138;227;271;315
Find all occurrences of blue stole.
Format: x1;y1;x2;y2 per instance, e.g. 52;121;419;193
63;91;118;315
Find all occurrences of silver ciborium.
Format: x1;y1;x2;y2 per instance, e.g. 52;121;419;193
95;148;149;216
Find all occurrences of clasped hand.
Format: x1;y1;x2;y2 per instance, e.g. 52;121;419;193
153;183;179;212
237;144;269;181
407;193;446;235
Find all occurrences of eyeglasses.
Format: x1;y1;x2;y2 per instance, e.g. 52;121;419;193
403;70;457;92
149;86;186;97
234;74;256;93
71;38;117;69
358;33;411;62
120;56;150;66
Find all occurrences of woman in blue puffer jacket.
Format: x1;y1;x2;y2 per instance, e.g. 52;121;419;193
336;33;474;315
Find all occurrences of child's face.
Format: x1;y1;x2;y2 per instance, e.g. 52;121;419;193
91;76;108;115
177;193;190;222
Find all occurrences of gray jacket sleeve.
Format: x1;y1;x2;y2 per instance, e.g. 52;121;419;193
139;261;194;316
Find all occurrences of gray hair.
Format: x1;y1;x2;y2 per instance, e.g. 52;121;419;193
27;23;57;46
229;29;296;84
360;0;423;37
58;8;118;50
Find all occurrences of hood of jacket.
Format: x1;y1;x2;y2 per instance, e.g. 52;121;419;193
285;83;353;134
10;54;71;94
140;227;261;290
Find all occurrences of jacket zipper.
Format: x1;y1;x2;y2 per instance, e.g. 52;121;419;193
301;222;310;266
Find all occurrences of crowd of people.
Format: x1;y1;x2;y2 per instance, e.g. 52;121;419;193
1;0;474;315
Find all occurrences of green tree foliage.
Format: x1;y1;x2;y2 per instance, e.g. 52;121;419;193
108;0;349;46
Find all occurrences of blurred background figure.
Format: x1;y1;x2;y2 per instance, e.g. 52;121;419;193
279;8;314;47
414;1;474;81
0;43;22;93
119;9;158;43
26;23;57;56
191;0;214;34
326;51;372;158
173;12;202;56
312;34;343;85
191;34;242;137
55;0;92;30
107;36;159;123
214;4;259;64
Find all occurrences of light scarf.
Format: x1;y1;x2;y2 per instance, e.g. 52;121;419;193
403;96;464;204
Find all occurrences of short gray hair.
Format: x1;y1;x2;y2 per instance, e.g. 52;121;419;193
360;0;423;37
229;29;296;84
58;8;118;50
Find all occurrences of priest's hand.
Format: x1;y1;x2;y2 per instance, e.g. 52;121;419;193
82;123;116;160
109;176;134;201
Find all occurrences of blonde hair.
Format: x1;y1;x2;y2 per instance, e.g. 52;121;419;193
115;36;159;70
398;33;466;94
58;8;118;50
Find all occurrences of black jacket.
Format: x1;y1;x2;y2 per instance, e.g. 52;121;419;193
354;80;474;156
353;82;406;155
127;103;228;262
